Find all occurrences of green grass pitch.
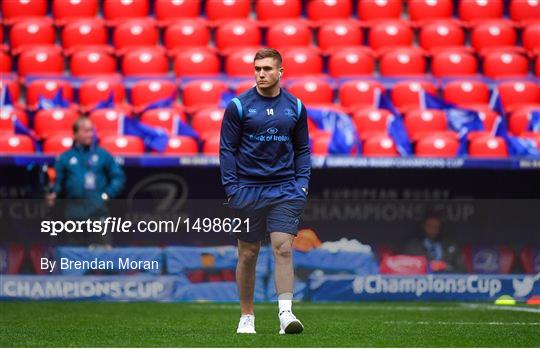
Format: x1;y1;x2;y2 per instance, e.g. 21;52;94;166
0;302;539;347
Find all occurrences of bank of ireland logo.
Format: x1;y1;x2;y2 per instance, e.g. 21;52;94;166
267;127;278;135
512;273;540;298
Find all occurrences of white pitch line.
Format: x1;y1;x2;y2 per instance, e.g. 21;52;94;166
459;303;540;314
384;320;540;326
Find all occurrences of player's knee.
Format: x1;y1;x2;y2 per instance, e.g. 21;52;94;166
238;246;259;263
273;243;292;260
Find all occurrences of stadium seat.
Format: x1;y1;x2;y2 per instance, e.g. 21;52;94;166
89;108;125;138
215;20;261;52
205;0;250;21
100;135;145;155
311;132;333;155
404;109;448;140
523;23;540;54
183;81;229;110
338;80;384;110
536;56;540;77
61;19;109;53
470;20;517;53
18;46;64;77
113;19;159;51
317;21;363;52
0;52;12;73
443;81;490;106
392;80;437;111
2;0;47;23
164;20;211;52
287;79;333;106
418;20;465;51
122;47;168;76
306;0;352;21
191;108;225;139
155;0;201;23
469;136;508;158
26;79;74;108
509;0;540;23
131;80;178;109
521;131;540;150
508;109;534;136
9;18;56;53
34;109;78;139
408;0;453;22
483;51;529;79
79;78;125;110
225;48;256;77
164;135;199;155
379;48;426;76
0;109;28;133
0;134;35;154
235;80;256;94
431;50;478;77
52;0;99;24
415;133;459;157
328;47;375;77
103;0;149;22
266;20;312;49
173;48;220;76
43;133;74;154
202;133;221;155
352;109;392;140
141;108;187;134
458;0;503;22
281;47;323;76
519;247;540;274
0;79;20;102
368;20;413;51
363;134;398;157
357;0;401;21
498;81;540;112
462;245;516;274
70;49;117;76
255;0;302;21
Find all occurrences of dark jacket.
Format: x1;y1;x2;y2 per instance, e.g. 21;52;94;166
403;237;466;273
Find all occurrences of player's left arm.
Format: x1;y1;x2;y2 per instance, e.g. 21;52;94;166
103;151;126;199
293;103;311;190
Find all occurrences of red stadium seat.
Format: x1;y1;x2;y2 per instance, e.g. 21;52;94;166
357;0;402;21
182;80;229;110
215;20;261;52
498;81;540;111
191;108;225;138
0;109;28;133
311;132;331;155
205;0;250;21
469;135;508;158
306;0;352;21
281;47;323;76
404;109;448;140
458;0;503;22
363;134;398;157
173;48;220;76
409;0;453;22
483;51;529;79
61;19;109;52
419;20;465;51
0;134;35;154
113;19;159;51
462;245;516;274
519;247;540;274
202;133;221;155
379;48;426;76
164;135;199;155
2;0;47;23
79;78;125;110
443;81;490;106
537;56;540;77
18;46;64;77
103;0;149;21
131;80;178;109
225;48;257;77
256;0;302;21
416;133;459;157
89;108;125;138
521;132;540;150
26;79;74;108
235;80;256;94
266;20;312;49
510;0;540;23
352;109;392;140
43;133;74;154
339;80;384;110
392;80;437;111
0;79;20;102
34;109;78;139
70;49;117;76
509;109;535;136
317;21;363;52
141;108;186;134
52;0;99;24
328;47;375;77
122;47;168;76
164;20;211;52
369;20;413;51
431;50;478;77
155;0;201;23
0;52;12;73
287;79;333;106
523;23;540;54
100;135;145;155
471;20;517;53
9;18;56;53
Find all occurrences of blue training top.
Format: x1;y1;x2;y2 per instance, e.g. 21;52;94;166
219;86;311;197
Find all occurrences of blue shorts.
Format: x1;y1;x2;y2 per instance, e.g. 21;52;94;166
227;180;308;242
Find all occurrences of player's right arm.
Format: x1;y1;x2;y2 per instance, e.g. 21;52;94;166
219;101;242;198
